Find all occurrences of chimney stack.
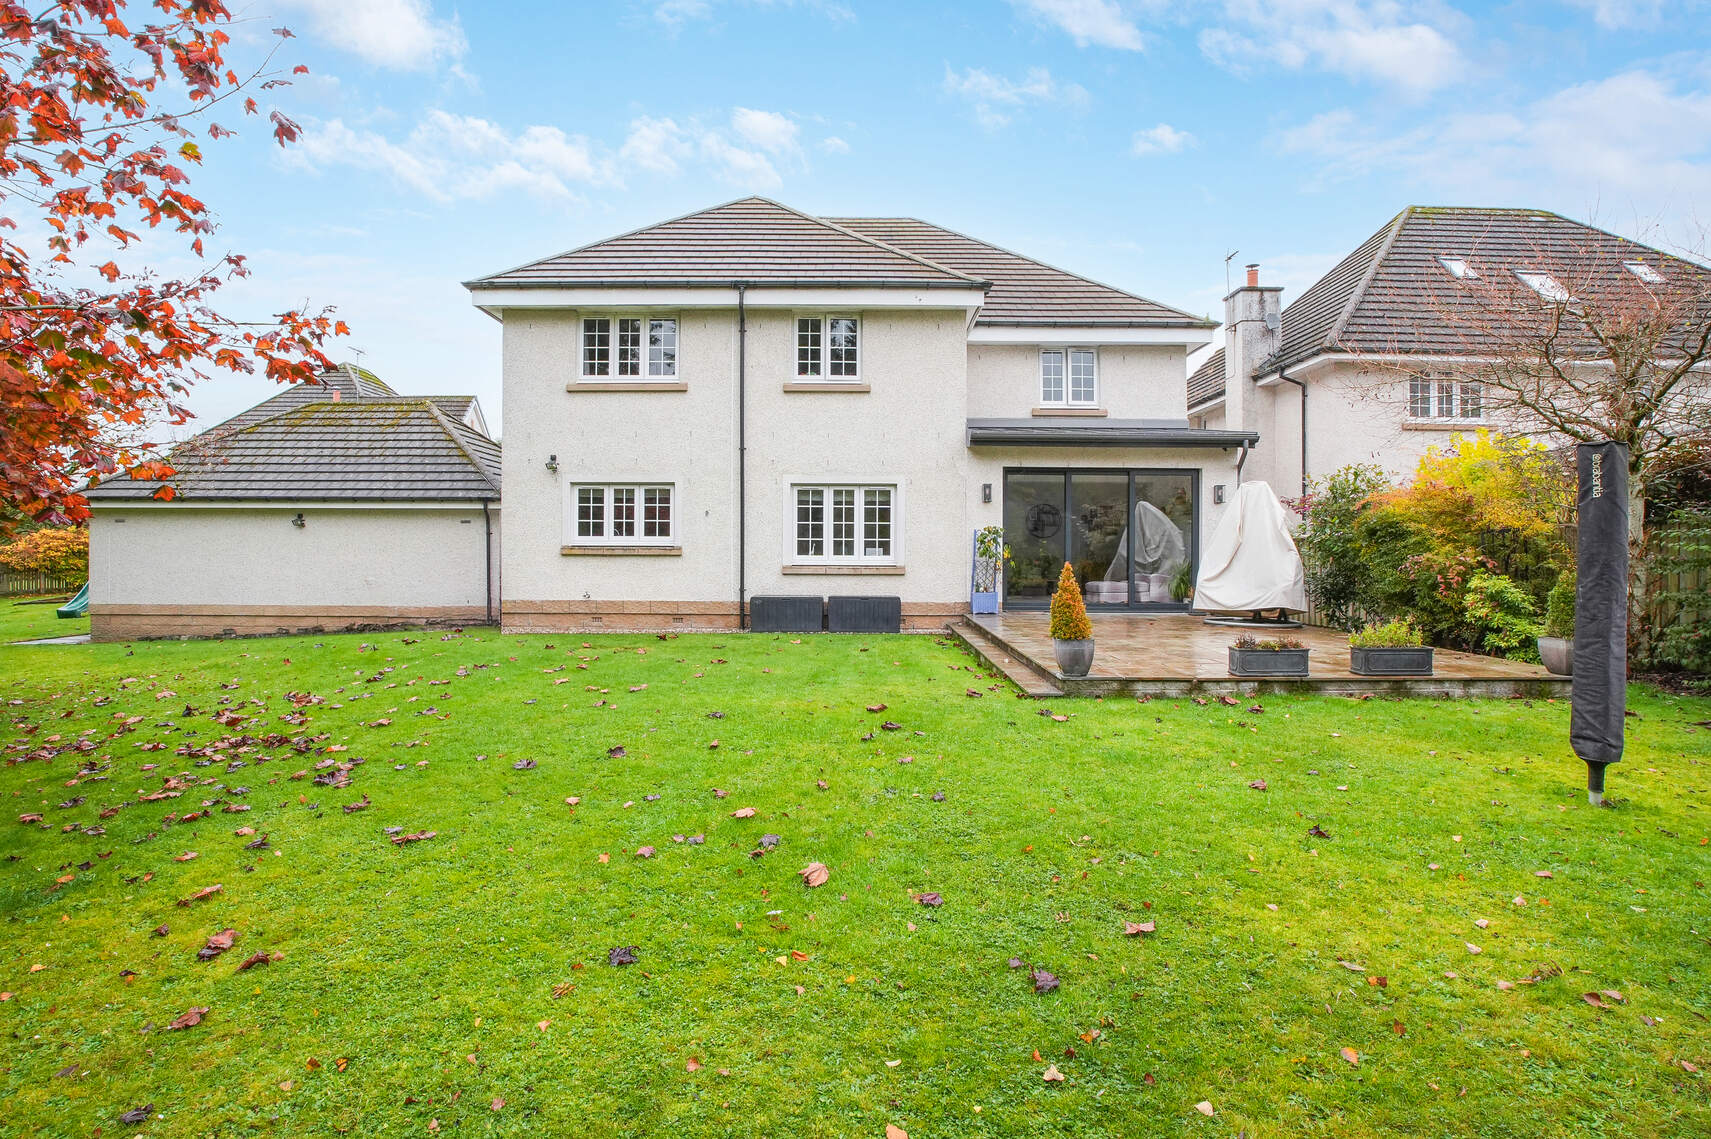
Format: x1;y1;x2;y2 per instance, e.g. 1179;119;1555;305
1222;263;1283;437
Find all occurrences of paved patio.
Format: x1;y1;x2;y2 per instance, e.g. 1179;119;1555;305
951;611;1570;698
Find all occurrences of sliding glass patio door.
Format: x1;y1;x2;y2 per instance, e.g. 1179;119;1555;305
1001;469;1197;608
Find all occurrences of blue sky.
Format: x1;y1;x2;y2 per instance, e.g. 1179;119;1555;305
178;0;1711;433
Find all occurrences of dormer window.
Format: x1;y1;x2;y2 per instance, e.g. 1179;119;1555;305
1438;257;1478;279
1516;271;1571;302
1624;260;1664;284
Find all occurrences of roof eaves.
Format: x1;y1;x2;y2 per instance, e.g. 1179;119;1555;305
466;276;992;290
423;399;502;496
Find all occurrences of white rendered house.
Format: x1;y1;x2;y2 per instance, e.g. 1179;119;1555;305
469;197;1254;632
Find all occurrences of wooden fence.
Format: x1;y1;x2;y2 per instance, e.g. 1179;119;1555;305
1;571;77;598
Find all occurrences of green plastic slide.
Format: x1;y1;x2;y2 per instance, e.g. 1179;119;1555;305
57;582;88;619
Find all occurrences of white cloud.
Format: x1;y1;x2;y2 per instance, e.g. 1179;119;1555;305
1562;0;1675;28
653;0;854;26
290;104;804;200
273;0;466;71
942;65;1090;129
731;108;800;154
1197;1;1464;96
1011;0;1145;50
819;135;851;154
1131;122;1195;155
1278;68;1711;230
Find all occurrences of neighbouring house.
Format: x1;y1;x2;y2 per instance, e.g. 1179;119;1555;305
1187;206;1710;496
468;196;1252;632
84;366;501;641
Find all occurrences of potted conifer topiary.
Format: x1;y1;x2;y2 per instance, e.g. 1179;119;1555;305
1538;569;1575;676
1049;561;1095;677
1348;619;1434;676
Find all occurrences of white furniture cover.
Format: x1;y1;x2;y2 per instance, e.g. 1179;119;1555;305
1193;481;1307;613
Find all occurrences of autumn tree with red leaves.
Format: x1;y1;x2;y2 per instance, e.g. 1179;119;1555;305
0;0;344;531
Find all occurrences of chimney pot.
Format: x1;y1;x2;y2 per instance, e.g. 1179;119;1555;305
1246;264;1260;287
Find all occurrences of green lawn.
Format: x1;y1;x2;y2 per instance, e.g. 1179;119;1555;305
0;592;82;644
2;606;1707;1137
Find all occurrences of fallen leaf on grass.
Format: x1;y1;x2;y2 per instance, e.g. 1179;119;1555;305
390;830;436;846
636;847;655;859
731;807;756;818
1534;869;1554;878
608;946;639;966
1248;779;1268;791
174;851;198;862
198;928;237;961
236;951;281;971
166;1006;209;1030
885;1126;907;1139
913;892;943;907
119;1105;154;1124
1340;1046;1360;1066
551;982;574;998
1194;1101;1214;1117
175;884;222;907
1042;1064;1065;1082
1032;968;1059;994
799;863;830;888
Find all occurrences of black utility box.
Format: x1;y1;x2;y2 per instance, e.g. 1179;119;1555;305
828;595;901;633
750;595;823;633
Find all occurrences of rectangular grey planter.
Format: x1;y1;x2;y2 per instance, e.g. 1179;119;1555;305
750;595;823;633
1349;646;1434;676
1228;647;1310;677
828;595;901;633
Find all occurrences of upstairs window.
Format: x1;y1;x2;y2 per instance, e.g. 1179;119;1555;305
797;316;860;379
1409;377;1483;420
582;317;678;379
1040;348;1097;407
1624;260;1664;284
573;484;674;543
1515;271;1571;302
1438;256;1479;279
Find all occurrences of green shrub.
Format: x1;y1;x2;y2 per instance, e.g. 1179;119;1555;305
1349;620;1424;648
1543;570;1576;639
1462;571;1542;661
1650;510;1711;675
1292;464;1390;628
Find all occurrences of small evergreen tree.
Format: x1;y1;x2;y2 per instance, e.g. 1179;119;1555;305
1049;562;1092;641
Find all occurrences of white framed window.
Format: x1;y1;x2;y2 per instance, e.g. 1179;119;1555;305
796;315;860;379
1515;271;1571;302
790;483;897;563
1408;377;1483;420
1624;260;1664;284
571;484;674;543
581;317;678;379
1438;256;1479;279
1039;348;1097;406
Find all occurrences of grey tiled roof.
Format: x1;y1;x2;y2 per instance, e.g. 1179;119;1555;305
470;197;987;290
1191;206;1711;406
831;217;1215;327
87;393;500;503
207;364;397;432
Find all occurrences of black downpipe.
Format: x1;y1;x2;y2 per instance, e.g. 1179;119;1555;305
736;283;748;630
481;499;494;625
1279;370;1308;498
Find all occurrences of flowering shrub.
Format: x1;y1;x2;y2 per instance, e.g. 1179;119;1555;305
1048;562;1092;641
0;527;88;580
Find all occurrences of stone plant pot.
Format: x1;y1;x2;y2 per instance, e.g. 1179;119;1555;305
1228;647;1310;678
1053;638;1094;678
1349;646;1435;677
1538;636;1573;676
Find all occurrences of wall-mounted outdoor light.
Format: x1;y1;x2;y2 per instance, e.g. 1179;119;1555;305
981;483;992;503
1213;484;1226;504
545;454;559;472
291;512;306;528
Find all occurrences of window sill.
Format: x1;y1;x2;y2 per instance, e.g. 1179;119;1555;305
1401;418;1483;431
783;381;870;393
561;545;682;556
783;564;904;575
1032;407;1107;417
566;381;688;392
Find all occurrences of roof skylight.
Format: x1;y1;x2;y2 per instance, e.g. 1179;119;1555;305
1624;260;1664;284
1438;256;1478;279
1516;271;1571;302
